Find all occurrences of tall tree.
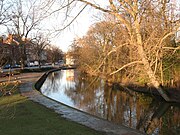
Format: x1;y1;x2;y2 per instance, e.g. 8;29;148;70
31;33;50;68
8;0;52;68
71;0;180;101
0;0;12;68
46;45;63;65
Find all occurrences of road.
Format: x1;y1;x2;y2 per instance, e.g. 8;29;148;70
0;65;54;73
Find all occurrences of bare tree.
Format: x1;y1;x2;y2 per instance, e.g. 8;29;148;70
0;0;12;68
8;0;53;68
31;33;50;68
69;0;180;101
71;21;131;79
46;45;63;65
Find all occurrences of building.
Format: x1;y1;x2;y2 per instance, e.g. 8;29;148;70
66;54;75;66
0;34;48;67
0;36;21;66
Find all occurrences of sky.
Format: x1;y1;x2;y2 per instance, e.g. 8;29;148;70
45;0;108;52
48;7;95;52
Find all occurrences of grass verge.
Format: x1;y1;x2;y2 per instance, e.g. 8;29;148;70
0;94;103;135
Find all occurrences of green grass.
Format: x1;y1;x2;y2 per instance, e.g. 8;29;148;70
0;94;103;135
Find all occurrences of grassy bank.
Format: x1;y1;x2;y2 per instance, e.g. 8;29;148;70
0;94;103;135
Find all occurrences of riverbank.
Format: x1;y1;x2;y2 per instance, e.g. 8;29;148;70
0;70;143;135
82;70;180;103
108;82;180;103
126;84;180;103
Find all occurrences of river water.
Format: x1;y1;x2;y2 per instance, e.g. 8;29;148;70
40;69;180;135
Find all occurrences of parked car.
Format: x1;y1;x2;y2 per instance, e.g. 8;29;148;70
12;64;21;68
3;64;11;69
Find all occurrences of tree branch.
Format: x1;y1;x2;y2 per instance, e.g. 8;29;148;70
109;61;143;76
93;43;129;74
53;3;87;34
77;0;111;12
163;46;180;54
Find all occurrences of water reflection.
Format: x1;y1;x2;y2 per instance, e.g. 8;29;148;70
40;69;180;135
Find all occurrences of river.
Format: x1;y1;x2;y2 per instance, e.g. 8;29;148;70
40;69;180;135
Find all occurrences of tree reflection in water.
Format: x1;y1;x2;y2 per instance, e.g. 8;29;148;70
40;69;180;135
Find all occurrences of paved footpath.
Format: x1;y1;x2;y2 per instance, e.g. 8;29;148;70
4;72;144;135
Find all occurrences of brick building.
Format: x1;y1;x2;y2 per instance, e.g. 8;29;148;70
0;34;48;67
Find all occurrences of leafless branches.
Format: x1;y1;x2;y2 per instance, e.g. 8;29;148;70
0;0;12;25
68;0;180;101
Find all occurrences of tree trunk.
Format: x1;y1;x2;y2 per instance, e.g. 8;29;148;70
138;45;170;101
20;57;25;69
135;22;170;102
38;57;41;68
